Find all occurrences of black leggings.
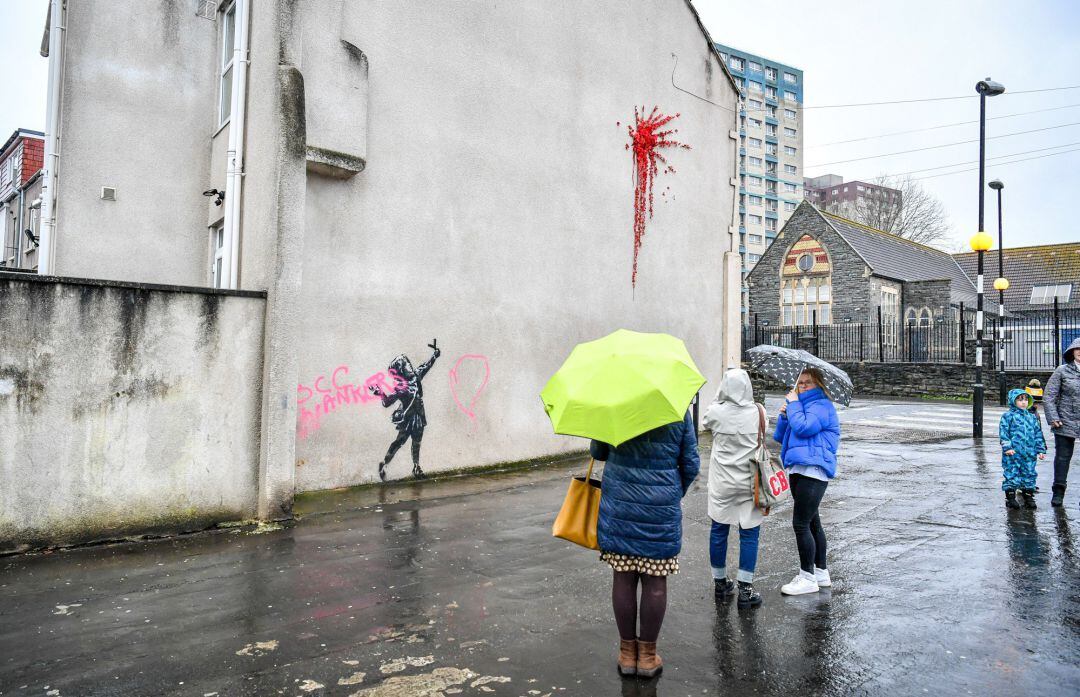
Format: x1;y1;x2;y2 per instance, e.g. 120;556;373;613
612;571;667;643
790;472;828;574
381;428;423;467
1054;434;1075;490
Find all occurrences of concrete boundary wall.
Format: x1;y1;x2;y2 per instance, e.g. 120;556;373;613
0;274;267;553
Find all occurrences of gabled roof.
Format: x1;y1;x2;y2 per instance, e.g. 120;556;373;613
954;242;1080;311
813;206;978;304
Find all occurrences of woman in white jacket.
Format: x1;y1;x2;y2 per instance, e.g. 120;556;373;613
703;369;766;608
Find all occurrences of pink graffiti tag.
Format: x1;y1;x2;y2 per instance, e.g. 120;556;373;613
448;354;490;424
297;365;407;440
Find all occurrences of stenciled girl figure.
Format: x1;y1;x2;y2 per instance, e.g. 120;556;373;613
370;340;441;481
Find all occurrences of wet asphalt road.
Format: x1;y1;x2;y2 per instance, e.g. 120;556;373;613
1;398;1078;697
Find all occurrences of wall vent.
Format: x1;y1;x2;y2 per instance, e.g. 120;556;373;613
195;0;218;20
100;186;116;202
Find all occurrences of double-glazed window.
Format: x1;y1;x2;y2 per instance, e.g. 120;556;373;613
210;223;225;288
784;72;798;85
730;57;744;71
218;1;236;126
765;66;778;81
784;164;797;174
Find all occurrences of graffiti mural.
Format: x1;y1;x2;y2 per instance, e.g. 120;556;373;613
297;366;405;440
448;354;490;426
370;340;441;481
624;106;690;288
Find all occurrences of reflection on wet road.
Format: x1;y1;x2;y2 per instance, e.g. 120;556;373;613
1;399;1078;695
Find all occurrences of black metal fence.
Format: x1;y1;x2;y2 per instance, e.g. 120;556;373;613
743;304;1080;370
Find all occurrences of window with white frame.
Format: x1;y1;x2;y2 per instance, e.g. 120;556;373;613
749;118;763;129
748;214;763;225
784;164;797;174
765;161;777;174
784;145;797;155
749;61;762;72
767;104;777;117
211;222;226;288
748;195;763;206
748;137;763;148
765;142;778;156
749;175;763;189
766;85;778;99
880;287;900;344
730;56;744;71
782;277;833;326
784;127;797;137
765;218;777;231
748;99;763;110
1030;284;1072;304
766;199;778;212
766;180;777;194
748;253;762;263
784;201;796;212
748;234;764;244
784;182;797;193
748;156;763;167
766;123;777;137
784;72;797;84
749;82;763;94
218;1;236;126
765;66;777;81
785;108;797;120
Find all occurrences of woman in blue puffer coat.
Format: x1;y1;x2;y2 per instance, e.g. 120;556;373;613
773;368;840;596
590;411;700;678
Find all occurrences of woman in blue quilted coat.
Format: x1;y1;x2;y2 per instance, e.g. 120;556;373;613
773;368;841;596
590;411;699;678
999;388;1047;509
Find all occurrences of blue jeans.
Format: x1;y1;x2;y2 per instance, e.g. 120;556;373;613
710;521;761;583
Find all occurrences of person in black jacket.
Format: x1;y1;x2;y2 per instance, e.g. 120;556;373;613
590;412;700;678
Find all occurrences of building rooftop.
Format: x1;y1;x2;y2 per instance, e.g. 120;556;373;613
812;206;978;305
954;242;1080;312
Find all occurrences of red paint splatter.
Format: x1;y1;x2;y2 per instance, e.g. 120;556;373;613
625;107;689;288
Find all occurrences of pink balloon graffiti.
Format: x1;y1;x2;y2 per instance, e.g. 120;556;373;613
449;354;490;424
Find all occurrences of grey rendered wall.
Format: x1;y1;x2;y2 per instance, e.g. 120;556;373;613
0;275;265;552
53;2;218;285
290;0;739;490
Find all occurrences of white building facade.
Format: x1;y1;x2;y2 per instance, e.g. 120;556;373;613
15;0;742;536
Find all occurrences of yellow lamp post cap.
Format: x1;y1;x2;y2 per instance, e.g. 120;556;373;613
994;277;1010;291
969;231;994;252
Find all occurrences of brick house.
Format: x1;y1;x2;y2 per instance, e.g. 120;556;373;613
747;201;980;333
0;129;45;271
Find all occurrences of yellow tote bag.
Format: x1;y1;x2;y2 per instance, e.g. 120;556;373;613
552;459;602;550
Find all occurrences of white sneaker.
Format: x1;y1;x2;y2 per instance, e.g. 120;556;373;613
781;571;820;596
815;567;832;587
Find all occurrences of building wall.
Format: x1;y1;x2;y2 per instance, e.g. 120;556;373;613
903;280;952;321
747;203;873;326
39;1;739;495
289;0;739;490
0;274;266;553
52;2;218;285
712;44;803;319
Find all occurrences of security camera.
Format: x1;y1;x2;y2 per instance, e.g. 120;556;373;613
24;229;39;247
975;78;1005;96
202;188;225;206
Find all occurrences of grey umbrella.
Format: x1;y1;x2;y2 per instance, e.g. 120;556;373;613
747;345;853;406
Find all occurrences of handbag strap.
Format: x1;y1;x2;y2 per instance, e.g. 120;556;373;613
585;458;595;480
756;403;766;446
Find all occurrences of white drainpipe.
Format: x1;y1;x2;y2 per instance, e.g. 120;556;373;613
222;0;251;289
38;0;66;276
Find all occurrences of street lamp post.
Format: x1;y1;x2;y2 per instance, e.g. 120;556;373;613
973;77;1005;440
989;179;1008;406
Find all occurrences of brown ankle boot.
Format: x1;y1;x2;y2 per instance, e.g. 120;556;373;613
617;639;637;675
636;640;663;677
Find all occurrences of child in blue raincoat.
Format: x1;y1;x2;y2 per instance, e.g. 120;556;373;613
999;388;1047;509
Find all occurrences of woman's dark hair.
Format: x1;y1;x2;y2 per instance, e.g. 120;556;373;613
801;368;830;399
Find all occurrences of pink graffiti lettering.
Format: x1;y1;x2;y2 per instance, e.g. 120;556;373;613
449;354;490;424
296;365;407;440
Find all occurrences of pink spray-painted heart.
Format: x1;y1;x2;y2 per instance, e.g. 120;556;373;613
449;354;490;423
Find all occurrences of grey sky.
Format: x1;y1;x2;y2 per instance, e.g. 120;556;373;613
694;0;1080;249
2;1;1077;249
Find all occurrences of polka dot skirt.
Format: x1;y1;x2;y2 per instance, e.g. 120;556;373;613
600;551;679;577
